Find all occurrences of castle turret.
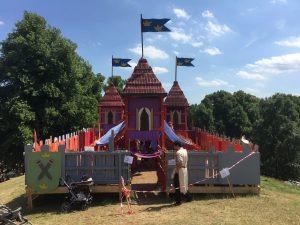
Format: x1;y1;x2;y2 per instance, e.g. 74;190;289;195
98;83;124;133
123;58;167;148
164;81;189;136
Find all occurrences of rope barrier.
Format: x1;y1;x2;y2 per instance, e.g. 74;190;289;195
119;151;256;215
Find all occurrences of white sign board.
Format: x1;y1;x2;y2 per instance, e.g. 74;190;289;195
124;155;134;164
84;146;95;151
168;159;176;166
220;168;230;178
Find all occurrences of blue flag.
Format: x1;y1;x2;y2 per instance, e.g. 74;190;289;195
176;58;194;67
142;18;171;32
112;58;131;67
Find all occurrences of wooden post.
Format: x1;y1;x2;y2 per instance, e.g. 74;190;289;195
184;107;188;131
125;96;129;149
160;96;165;148
26;186;33;210
59;145;66;185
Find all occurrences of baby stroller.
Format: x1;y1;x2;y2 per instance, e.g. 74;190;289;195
60;175;94;213
0;204;31;225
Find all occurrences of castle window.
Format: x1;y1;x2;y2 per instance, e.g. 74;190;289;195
108;111;114;124
137;107;153;130
171;110;181;125
140;108;149;131
173;111;179;125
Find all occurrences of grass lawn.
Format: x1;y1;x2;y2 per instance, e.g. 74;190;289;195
1;176;300;225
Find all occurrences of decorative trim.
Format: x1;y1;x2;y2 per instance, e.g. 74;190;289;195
137;107;153;131
136;108;138;129
171;110;181;124
104;111;108;124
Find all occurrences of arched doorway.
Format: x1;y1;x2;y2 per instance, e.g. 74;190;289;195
173;111;179;126
140;108;149;131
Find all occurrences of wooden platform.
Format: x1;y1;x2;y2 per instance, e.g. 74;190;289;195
167;184;260;194
25;184;127;210
26;170;260;209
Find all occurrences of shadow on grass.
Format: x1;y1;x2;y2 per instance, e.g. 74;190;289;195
3;190;258;217
4;192;122;217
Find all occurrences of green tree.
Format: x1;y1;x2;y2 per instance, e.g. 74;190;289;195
0;12;105;166
233;91;260;138
188;104;214;131
253;94;300;180
103;76;126;94
189;90;257;139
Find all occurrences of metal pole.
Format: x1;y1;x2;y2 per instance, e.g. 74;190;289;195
175;56;177;81
141;14;144;58
111;55;113;77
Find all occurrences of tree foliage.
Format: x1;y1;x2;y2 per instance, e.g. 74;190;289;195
189;90;257;138
0;12;104;166
103;76;126;95
188;90;300;180
253;94;300;180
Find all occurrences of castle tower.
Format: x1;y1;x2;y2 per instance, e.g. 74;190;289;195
164;81;189;136
123;58;167;149
98;83;124;134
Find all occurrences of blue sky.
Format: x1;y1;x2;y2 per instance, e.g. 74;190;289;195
1;0;300;104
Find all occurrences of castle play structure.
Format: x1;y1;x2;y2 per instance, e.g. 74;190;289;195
24;57;260;209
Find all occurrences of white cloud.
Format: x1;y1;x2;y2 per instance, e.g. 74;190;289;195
153;66;169;74
205;21;231;37
237;71;265;80
247;53;300;74
275;36;300;47
202;10;214;18
270;0;287;4
238;53;300;80
0;21;4;26
191;42;203;47
173;8;190;20
169;27;192;43
204;47;222;55
173;50;179;55
129;45;169;59
195;77;228;87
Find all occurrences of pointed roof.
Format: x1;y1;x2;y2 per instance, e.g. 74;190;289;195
164;81;189;107
123;58;167;96
99;83;124;107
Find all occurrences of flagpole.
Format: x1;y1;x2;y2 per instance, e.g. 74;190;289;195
111;55;113;77
141;14;144;58
175;56;177;82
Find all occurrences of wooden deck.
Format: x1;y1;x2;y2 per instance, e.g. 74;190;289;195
26;170;260;209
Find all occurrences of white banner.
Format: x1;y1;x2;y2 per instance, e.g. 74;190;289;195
84;146;95;151
124;155;134;164
220;167;230;178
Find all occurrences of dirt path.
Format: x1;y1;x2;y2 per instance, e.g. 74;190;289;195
131;171;158;191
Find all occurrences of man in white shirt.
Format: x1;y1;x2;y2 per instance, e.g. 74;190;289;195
172;141;192;205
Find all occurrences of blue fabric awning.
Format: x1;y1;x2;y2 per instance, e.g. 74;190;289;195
96;121;125;145
164;121;188;145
